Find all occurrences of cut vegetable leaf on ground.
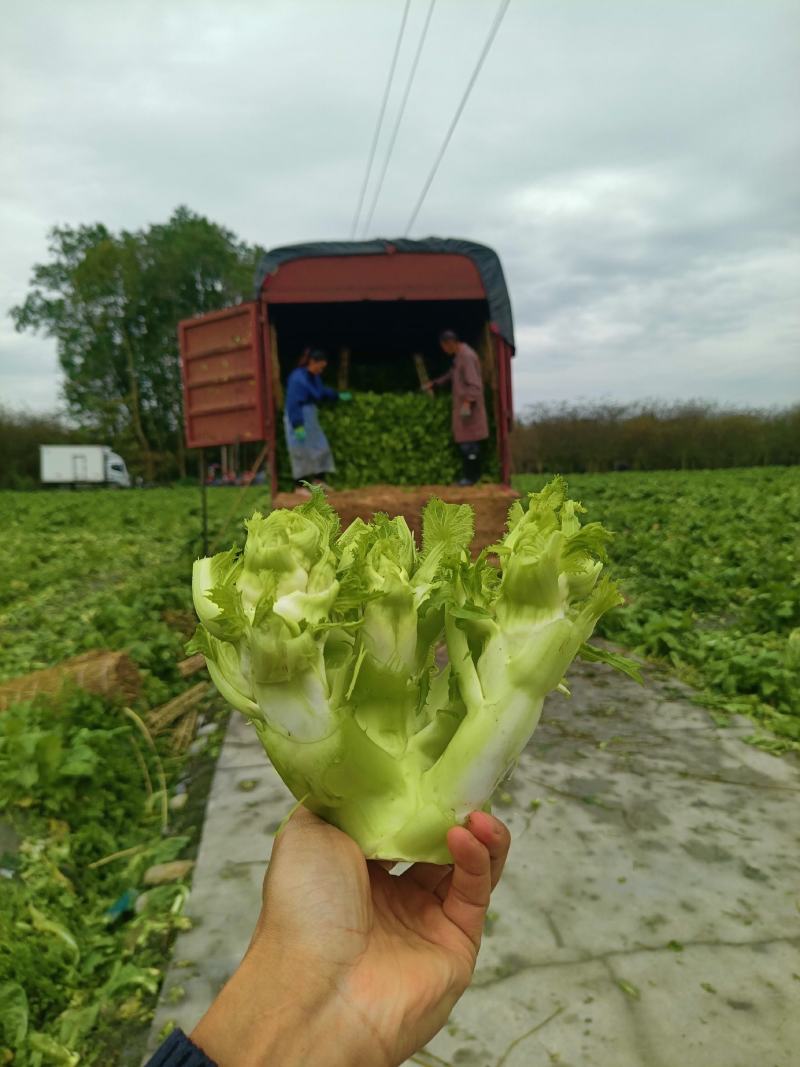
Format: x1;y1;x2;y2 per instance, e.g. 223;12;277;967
190;478;630;862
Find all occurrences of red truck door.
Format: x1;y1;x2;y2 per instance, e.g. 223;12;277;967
179;303;273;484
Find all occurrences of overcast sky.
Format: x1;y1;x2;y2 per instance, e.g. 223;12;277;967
1;0;798;417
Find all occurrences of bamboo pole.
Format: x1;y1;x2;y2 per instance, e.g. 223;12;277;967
270;324;284;408
177;654;206;678
146;682;209;736
413;353;432;394
338;346;351;391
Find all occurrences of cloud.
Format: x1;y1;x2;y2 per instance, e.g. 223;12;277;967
1;0;798;414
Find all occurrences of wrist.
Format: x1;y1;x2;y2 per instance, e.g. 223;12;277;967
190;949;387;1067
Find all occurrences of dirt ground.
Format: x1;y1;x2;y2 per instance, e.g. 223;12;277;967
273;483;520;553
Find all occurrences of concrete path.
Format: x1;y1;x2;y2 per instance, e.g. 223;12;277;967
146;660;800;1066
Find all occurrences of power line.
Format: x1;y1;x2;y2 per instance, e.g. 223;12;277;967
350;0;412;239
404;0;511;236
361;0;438;237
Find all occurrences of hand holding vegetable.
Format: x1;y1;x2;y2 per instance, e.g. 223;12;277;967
190;478;626;862
293;425;306;443
191;805;510;1067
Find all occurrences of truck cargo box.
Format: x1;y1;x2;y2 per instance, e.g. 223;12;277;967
40;445;130;487
179;238;514;492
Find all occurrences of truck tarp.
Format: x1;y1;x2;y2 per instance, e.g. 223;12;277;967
254;237;515;351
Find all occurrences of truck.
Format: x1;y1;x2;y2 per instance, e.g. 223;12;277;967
178;237;515;493
40;445;131;488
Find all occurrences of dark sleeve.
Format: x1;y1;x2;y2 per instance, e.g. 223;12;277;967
302;372;338;406
430;367;453;388
458;350;484;403
285;369;308;428
143;1028;217;1067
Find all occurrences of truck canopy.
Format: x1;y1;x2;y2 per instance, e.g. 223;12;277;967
254;237;515;350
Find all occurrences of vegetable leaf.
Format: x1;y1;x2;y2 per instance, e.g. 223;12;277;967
191;479;625;862
579;643;644;685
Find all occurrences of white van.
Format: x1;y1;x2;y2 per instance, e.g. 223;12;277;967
40;445;132;488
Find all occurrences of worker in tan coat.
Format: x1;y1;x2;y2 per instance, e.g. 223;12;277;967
424;329;488;485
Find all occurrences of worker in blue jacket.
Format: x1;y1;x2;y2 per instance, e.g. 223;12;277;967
284;348;351;493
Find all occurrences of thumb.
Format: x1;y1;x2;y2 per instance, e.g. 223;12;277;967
441;825;492;950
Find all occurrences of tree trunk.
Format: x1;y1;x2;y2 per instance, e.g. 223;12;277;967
121;329;155;481
176;432;187;480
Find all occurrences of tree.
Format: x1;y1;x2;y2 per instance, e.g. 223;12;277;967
11;207;263;480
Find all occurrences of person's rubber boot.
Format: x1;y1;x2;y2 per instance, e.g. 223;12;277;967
464;446;481;485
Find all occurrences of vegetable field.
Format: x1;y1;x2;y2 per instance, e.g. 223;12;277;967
0;466;797;1063
516;467;800;749
0;487;265;1064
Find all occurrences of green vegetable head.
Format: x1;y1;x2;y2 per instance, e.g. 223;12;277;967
189;480;628;862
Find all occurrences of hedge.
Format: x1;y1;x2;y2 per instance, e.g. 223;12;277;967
512;401;800;473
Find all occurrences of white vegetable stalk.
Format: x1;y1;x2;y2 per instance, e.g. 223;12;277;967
188;480;630;862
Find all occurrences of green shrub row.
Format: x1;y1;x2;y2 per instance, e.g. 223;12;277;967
512;401;800;473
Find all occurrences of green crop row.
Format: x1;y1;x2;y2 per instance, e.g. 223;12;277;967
515;467;800;749
1;468;797;1063
0;488;265;1064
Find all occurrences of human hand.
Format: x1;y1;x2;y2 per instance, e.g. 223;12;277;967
191;807;511;1067
422;381;434;392
293;425;306;442
338;391;353;401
